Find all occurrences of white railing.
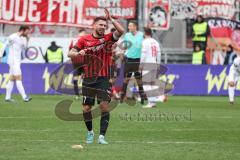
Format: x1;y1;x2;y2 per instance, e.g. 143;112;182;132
161;48;193;64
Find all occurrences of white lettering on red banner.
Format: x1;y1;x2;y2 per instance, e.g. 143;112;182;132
83;0;136;19
172;0;237;19
0;0;136;27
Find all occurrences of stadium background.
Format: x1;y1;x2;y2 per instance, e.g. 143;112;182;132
1;0;240;96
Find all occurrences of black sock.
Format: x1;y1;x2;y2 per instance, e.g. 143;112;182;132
100;112;110;136
73;80;79;96
121;82;128;98
138;85;144;97
83;111;92;131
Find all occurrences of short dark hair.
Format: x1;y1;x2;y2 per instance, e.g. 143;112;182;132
144;27;152;36
128;20;138;27
196;15;204;20
93;17;107;24
19;25;30;32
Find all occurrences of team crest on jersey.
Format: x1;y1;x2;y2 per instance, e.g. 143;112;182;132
85;41;92;46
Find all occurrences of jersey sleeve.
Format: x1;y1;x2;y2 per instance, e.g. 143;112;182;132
73;37;84;51
105;32;119;42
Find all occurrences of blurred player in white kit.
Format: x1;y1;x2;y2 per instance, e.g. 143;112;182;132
228;57;240;105
0;25;32;102
140;27;166;108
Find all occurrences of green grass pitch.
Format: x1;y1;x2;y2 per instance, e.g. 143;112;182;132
0;95;240;160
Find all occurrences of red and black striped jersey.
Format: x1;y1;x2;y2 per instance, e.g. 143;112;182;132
72;32;117;78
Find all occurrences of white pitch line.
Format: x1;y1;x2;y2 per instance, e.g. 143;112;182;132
0;116;54;119
0;116;239;119
0;129;53;132
0;139;217;145
113;141;211;145
2;139;239;147
205;116;234;119
0;128;240;132
0;139;75;143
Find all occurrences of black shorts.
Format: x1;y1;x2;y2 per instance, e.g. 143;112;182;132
73;64;84;76
82;77;111;106
124;58;141;78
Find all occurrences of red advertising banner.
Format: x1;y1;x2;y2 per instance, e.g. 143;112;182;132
0;0;136;27
145;0;171;30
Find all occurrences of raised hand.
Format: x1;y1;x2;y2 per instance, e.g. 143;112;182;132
104;8;112;21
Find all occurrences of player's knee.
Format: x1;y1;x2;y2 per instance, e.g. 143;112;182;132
15;75;22;80
100;101;109;112
228;81;235;87
82;105;91;112
9;75;15;81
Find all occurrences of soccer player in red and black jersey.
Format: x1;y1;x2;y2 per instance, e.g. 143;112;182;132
68;9;124;144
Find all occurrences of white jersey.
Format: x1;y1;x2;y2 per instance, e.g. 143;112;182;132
229;57;240;82
1;33;28;65
141;38;161;64
231;57;240;72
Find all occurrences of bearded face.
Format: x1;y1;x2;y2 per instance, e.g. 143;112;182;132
93;20;107;37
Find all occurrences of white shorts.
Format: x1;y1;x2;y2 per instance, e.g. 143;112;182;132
9;63;22;76
228;66;240;84
142;64;158;83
